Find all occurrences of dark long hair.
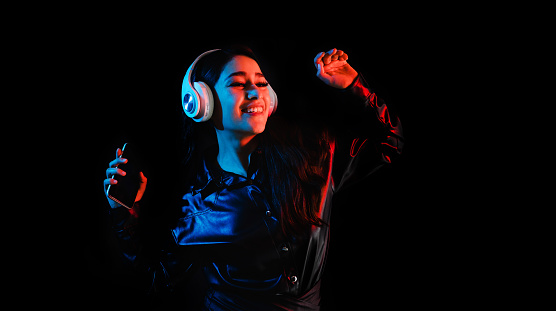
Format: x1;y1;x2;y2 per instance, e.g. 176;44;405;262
181;46;330;234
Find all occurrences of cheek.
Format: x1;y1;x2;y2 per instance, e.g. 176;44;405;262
218;92;242;122
263;89;271;110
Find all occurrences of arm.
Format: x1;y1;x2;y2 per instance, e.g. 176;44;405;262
103;150;195;295
314;48;404;191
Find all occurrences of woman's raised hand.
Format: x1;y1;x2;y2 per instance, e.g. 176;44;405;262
314;48;358;89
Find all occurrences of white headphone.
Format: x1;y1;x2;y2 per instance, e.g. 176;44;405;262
181;49;278;122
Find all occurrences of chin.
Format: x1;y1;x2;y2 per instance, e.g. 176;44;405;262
248;122;266;135
244;118;267;135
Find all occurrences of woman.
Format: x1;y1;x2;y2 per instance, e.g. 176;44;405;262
103;46;403;310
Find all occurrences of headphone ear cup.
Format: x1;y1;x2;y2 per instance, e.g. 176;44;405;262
267;84;278;117
192;81;214;122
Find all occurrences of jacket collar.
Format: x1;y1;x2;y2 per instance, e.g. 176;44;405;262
192;143;265;197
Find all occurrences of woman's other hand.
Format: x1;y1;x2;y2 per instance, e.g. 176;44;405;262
314;48;358;89
103;147;148;209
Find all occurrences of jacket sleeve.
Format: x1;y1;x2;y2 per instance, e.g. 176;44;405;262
332;73;404;192
108;204;196;295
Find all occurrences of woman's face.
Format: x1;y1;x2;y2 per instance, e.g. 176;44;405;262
212;55;270;136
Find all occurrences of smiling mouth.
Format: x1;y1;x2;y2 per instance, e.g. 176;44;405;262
241;106;264;114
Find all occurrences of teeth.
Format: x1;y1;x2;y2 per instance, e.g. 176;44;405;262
244;107;263;113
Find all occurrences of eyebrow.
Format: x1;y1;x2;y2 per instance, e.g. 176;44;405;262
226;71;265;79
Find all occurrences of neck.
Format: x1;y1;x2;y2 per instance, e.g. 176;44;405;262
215;129;258;177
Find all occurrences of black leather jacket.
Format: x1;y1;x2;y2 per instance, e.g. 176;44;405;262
109;74;403;310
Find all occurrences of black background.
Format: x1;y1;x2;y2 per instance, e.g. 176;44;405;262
49;20;470;309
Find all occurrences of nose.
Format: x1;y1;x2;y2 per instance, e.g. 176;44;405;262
245;84;260;100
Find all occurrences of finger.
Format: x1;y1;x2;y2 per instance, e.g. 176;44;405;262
330;54;339;61
116;148;122;158
322;52;332;65
316;62;330;79
339;52;348;61
335;50;346;61
139;171;147;183
106;167;126;179
109;157;128;168
104;178;118;187
323;48;339;64
313;52;325;69
134;172;148;202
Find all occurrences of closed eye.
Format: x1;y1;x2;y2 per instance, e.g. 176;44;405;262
229;82;269;88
